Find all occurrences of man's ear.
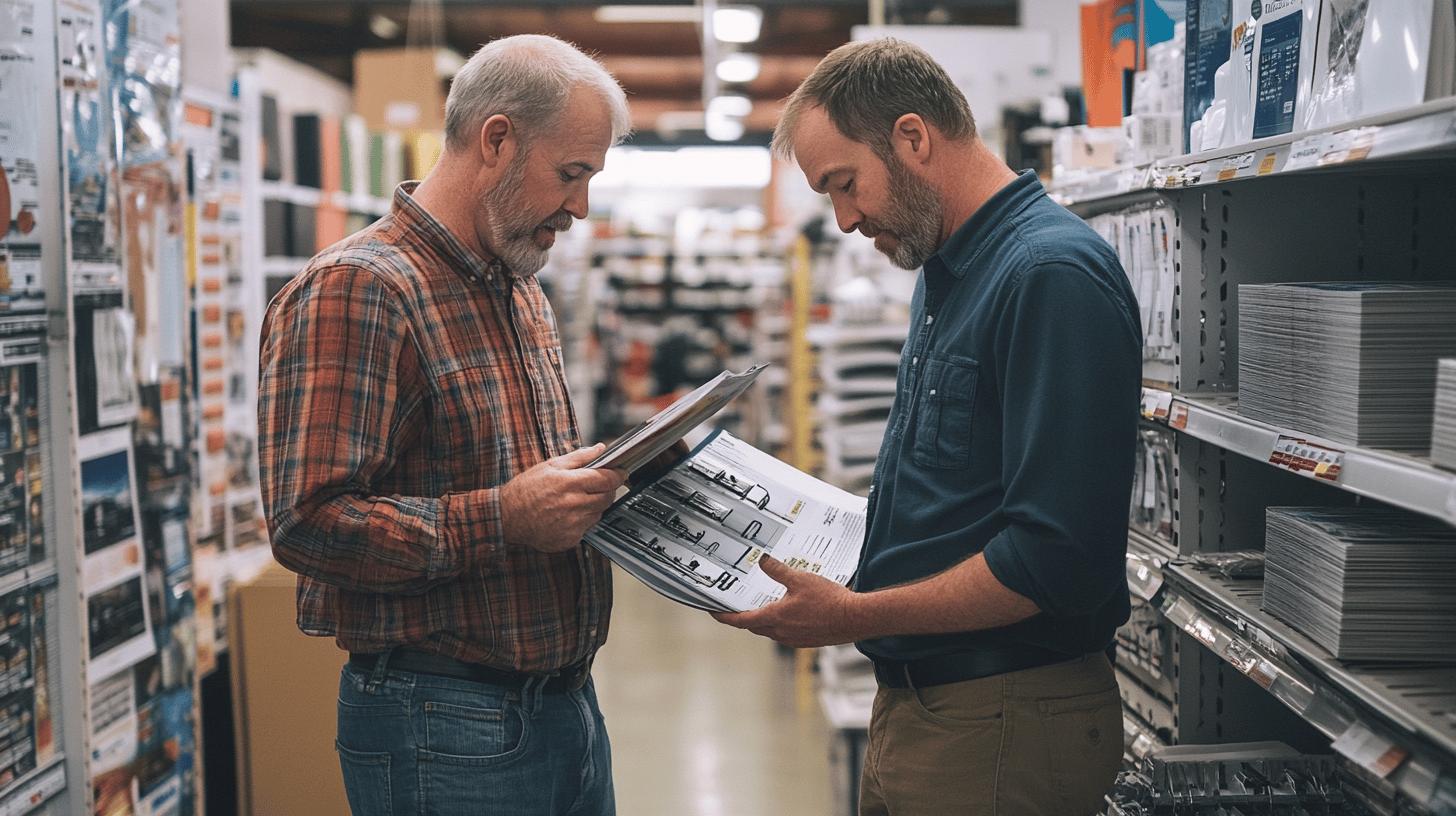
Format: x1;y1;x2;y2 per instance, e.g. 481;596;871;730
478;114;516;169
891;113;932;166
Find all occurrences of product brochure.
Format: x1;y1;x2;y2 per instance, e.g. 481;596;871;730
585;429;867;613
588;363;767;473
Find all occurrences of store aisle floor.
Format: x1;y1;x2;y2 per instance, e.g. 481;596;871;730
594;573;836;816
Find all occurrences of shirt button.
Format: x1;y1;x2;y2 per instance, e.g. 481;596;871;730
926;315;935;325
468;274;477;282
911;356;918;365
930;389;937;396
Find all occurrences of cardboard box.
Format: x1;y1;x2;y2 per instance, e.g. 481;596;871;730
229;561;349;816
354;48;447;132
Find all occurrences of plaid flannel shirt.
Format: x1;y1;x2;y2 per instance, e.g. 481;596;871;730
258;182;610;672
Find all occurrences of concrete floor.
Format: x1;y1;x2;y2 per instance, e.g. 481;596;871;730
594;571;836;816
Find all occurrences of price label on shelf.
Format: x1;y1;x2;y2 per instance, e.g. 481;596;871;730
1140;388;1174;421
1257;151;1279;175
1332;722;1410;779
1285;135;1326;170
1216;151;1255;181
1169;401;1190;430
1268;436;1344;482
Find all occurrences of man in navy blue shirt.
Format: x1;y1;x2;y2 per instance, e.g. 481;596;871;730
714;39;1141;815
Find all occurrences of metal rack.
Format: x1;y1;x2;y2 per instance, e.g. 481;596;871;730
1091;99;1456;814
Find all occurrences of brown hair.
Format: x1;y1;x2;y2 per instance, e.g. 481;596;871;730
772;38;976;160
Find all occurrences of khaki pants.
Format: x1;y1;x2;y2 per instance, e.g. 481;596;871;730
859;653;1123;816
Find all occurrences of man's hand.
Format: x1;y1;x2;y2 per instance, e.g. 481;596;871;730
711;556;867;648
500;444;626;553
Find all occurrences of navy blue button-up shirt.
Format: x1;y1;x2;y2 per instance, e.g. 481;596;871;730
856;171;1142;664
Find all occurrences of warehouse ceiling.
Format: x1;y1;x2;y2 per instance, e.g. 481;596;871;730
230;0;1019;137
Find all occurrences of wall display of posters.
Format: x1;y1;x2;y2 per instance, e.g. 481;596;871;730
104;0;180;170
0;338;44;579
79;430;155;684
0;587;32;699
0;688;36;792
120;167;185;380
135;374;189;498
183;97;238;542
27;584;52;768
0;0;47;318
91;307;138;428
79;428;143;592
85;572;152;685
57;0;122;284
88;670;136;777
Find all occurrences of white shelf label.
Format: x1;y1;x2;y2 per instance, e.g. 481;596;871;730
1332;722;1409;779
1140;388;1174;421
1269;436;1344;482
1169;401;1190;430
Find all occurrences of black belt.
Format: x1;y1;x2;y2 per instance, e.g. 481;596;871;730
873;645;1076;689
348;649;591;694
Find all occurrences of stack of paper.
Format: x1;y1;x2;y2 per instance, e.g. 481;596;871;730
1263;507;1456;661
1434;359;1456;471
1238;283;1456;452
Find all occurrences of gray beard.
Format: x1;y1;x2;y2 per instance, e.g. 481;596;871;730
878;155;943;271
481;154;567;279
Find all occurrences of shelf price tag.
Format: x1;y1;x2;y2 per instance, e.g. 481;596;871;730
1332;722;1409;779
1169;401;1190;430
1285;135;1326;171
1268;435;1344;482
1140;388;1174;421
1216;151;1255;181
1256;151;1279;175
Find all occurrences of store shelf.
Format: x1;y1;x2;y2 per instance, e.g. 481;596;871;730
0;756;65;816
1153;97;1456;191
1168;394;1456;527
1055;98;1456;210
262;257;309;278
819;687;873;732
1159;563;1456;811
259;181;323;208
1123;712;1168;761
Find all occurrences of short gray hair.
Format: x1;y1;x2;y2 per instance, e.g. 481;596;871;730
445;34;631;152
772;38;975;160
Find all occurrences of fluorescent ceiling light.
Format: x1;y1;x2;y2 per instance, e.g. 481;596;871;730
705;116;747;142
705;108;746;141
707;94;753;118
713;6;762;43
595;5;700;24
715;53;761;84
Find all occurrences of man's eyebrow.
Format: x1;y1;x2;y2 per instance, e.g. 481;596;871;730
814;166;849;194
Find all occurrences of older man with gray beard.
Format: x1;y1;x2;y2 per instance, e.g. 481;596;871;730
258;35;630;816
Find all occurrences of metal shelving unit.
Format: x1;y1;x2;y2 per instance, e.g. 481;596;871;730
1055;97;1456;212
1120;548;1456;809
1167;394;1456;527
1087;87;1456;815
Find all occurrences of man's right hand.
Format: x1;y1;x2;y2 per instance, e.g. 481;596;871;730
500;444;626;553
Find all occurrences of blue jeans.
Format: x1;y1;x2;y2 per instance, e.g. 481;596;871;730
336;657;615;816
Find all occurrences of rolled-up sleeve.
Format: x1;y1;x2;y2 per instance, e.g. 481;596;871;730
257;265;503;595
980;260;1141;617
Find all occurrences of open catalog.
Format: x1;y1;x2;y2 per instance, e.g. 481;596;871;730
584;367;868;613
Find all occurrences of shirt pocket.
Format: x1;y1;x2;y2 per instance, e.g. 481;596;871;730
911;354;979;470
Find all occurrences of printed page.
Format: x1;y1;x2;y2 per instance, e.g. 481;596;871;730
586;429;868;613
589;364;767;473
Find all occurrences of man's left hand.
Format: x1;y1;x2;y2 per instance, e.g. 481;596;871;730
711;556;866;648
